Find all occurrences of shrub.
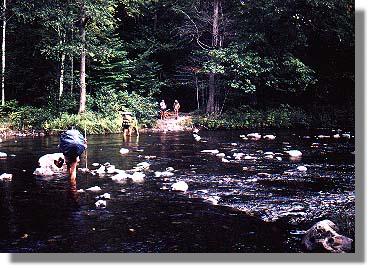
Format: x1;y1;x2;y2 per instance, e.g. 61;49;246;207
43;111;122;135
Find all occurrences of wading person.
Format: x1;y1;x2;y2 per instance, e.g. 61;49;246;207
160;100;167;120
59;127;87;180
173;100;180;120
122;111;139;137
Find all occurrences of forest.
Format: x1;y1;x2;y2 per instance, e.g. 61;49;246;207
0;0;355;133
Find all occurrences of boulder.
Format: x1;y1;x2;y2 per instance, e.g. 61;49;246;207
297;166;307;172
95;200;107;209
247;133;261;140
119;148;129;154
286;150;303;158
0;173;13;181
0;152;7;158
130;172;145;183
86;186;102;192
302;220;353;253
37;153;66;172
33;167;54;176
263;135;276;140
201;149;219;154
171;181;188;192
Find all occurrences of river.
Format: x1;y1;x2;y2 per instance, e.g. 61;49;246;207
0;129;355;252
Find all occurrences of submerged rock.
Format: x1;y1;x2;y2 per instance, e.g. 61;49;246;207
171;181;188;192
302;220;353;253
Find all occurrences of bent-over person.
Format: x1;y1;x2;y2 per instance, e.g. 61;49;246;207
59;127;87;180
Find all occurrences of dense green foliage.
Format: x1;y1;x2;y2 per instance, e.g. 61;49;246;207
1;0;354;133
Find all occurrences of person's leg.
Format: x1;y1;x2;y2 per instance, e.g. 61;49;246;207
69;161;78;180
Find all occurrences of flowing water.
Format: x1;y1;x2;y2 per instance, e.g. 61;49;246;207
0;130;355;252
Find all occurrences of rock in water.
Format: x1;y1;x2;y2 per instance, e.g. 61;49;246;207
302;220;353;253
297;166;307;172
119;148;129;154
0;152;7;158
95;200;107;209
131;172;145;183
247;133;261;140
286;150;303;158
0;173;12;181
97;193;111;200
86;186;102;192
38;153;65;170
171;181;188;192
33;167;54;176
154;171;174;178
263;135;276;140
201;149;219;154
111;172;129;184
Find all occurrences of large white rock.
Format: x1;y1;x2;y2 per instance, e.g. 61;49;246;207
0;152;7;158
38;153;65;171
171;181;188;192
33;167;54;176
0;173;12;181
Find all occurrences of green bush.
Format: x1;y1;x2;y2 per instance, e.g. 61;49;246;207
193;105;310;130
89;88;158;127
43;111;122;135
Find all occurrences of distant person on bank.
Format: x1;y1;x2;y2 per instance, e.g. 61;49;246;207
173;100;180;120
160;100;167;120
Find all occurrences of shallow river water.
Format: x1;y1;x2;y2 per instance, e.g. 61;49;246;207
0;129;355;252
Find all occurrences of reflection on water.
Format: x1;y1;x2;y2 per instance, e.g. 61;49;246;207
0;130;355;252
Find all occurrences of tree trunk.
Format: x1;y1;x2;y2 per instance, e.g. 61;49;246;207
58;37;66;99
70;29;74;94
78;3;87;114
206;0;221;114
1;0;6;106
195;74;199;110
70;56;74;94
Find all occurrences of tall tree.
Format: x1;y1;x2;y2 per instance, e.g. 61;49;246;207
78;0;87;113
1;0;6;106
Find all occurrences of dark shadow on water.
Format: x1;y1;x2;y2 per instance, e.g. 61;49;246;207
7;10;365;264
